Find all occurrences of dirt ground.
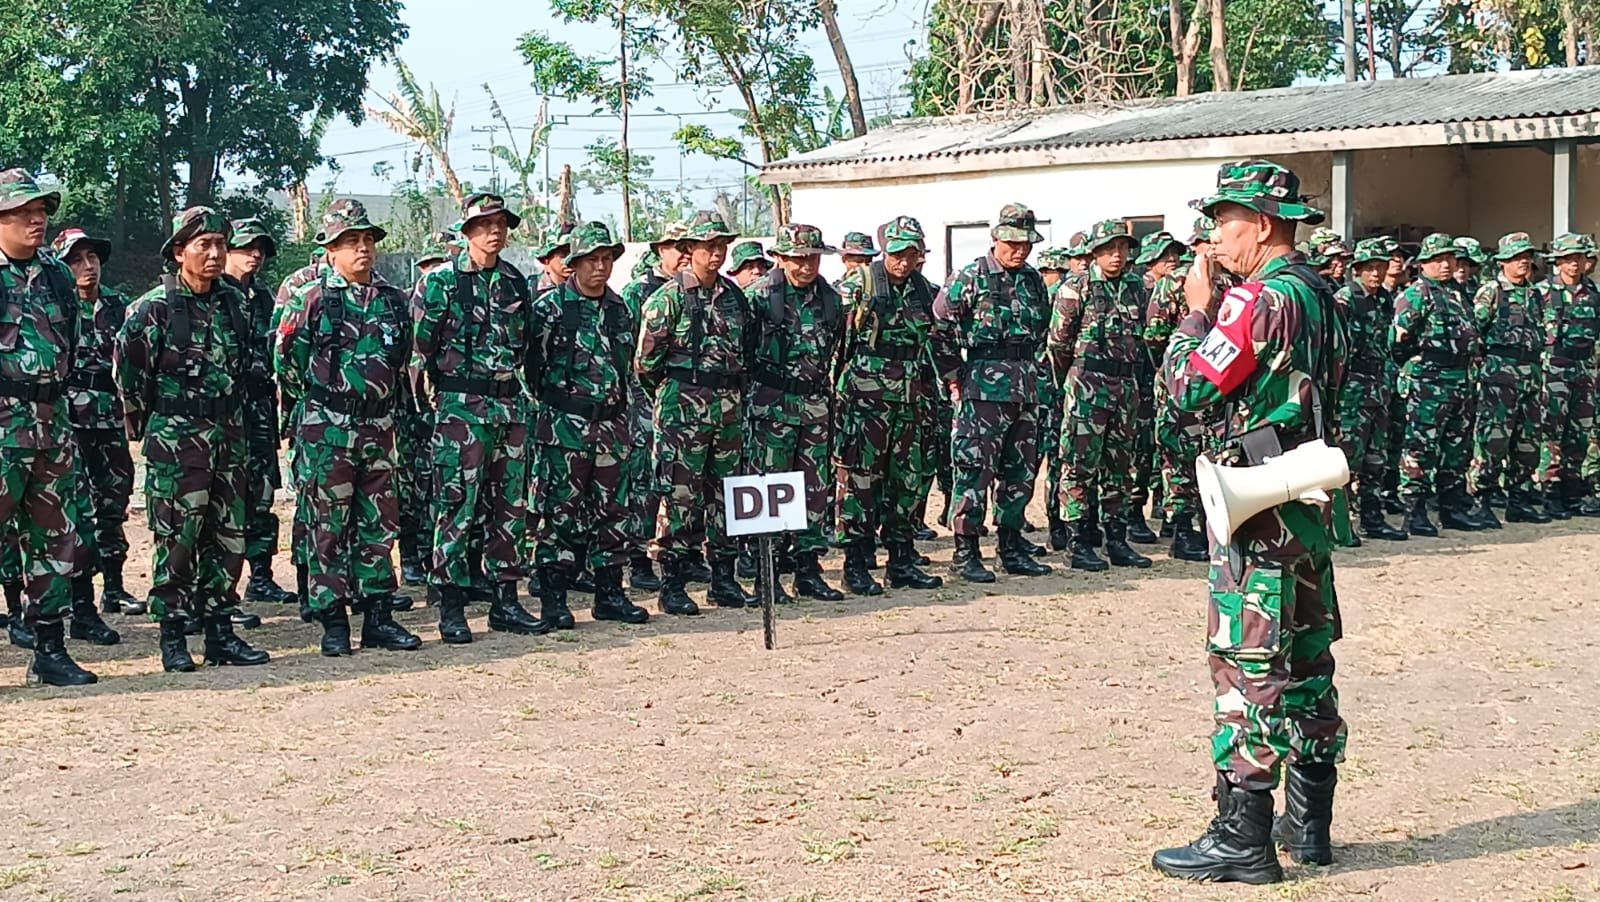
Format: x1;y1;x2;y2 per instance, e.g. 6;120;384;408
2;489;1599;902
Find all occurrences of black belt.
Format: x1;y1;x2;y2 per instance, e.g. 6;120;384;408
540;392;623;421
859;344;920;362
1075;358;1136;378
1485;345;1541;365
1420;350;1471;368
967;343;1037;361
1347;358;1386;377
245;373;276;400
1554;343;1594;362
0;377;65;404
663;366;744;390
435;374;521;398
306;385;393;418
154;395;236;419
67;371;116;393
753;368;825;396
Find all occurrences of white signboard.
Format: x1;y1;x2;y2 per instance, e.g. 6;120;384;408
723;472;807;537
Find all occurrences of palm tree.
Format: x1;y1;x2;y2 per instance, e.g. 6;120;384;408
365;60;466;207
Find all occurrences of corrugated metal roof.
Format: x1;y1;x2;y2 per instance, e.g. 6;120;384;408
767;68;1600;174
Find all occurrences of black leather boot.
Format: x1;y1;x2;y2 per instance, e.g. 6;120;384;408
753;553;793;606
437;586;473;644
1010;529;1047;557
592;565;649;623
914;524;937;541
998;528;1052;576
1405;499;1439;537
707;558;757;608
296;563;313;623
1159;515;1175;539
1504;490;1552;524
1545;487;1573;520
1272;763;1337;866
488;580;552;635
1125;509;1159;545
1047;514;1069;552
1170;512;1211;562
1151;775;1283;884
1578;494;1600;518
1359;498;1409;540
398;534;427;587
570;568;596;595
1104;520;1152;569
736;545;758;580
886;542;942;590
792;550;844;600
230;593;262;629
202;615;270;666
99;556;144;615
159;617;195;672
681;549;712;584
466;548;493;602
244;556;295;604
1438;490;1483;532
27;620;97;686
628;553;662;591
538;566;577;630
657;560;700;616
68;575;120;646
386;588;414;613
843;544;884;596
319;602;353;657
5;582;32;649
361;595;421;650
1466;496;1502;530
949;535;996;584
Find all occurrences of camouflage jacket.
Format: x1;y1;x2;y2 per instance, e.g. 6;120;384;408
413;251;533;425
1047;263;1149;377
836;262;957;406
635;269;754;395
1142;273;1185;347
1333;283;1394;380
1541;275;1600;365
0;250;78;449
619;269;672;441
116;276;251;459
935;254;1050;404
223;273;281;406
746;271;844;425
1474;274;1545;362
1392;275;1481;378
67;286;130;432
527;278;634;450
274;269;412;449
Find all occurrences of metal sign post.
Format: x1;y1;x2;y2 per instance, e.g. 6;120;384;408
724;471;808;651
757;534;778;650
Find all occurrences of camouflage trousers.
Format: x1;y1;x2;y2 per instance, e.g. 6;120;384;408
652;382;742;563
1206;503;1345;791
1037;389;1065;522
919;392;954;520
624;435;660;558
836;397;926;547
747;398;832;554
532;424;630;572
286;438;312;568
1467;360;1542;497
1336;373;1392;508
1542;361;1596;489
296;431;399;614
1059;370;1138;523
0;446;86;621
72;426;133;567
430;418;527;586
394;404;434;561
950;398;1038;536
144;439;247;620
1398;373;1472;503
1155;392;1204;518
243;398;281;561
1131;369;1157;509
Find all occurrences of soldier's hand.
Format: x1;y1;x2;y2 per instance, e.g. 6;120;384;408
1184;253;1215;315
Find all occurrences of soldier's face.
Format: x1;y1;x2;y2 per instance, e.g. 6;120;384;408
177;233;227;282
1094;239;1132;277
1502;252;1533;282
883;247;919;282
690;239;730;276
327;230;377;282
0;199;49;253
842;254;871;273
1148;249;1181;278
1353;260;1385;292
227;242;265;277
732;263;766;288
1041;270;1062;288
657;244;687;273
1326;256;1348;281
544;252;572;283
572;249;614;298
1558;255;1585;282
777;253;820;288
1067;256;1088;275
66;247;101;290
993;239;1032;269
464;213;509;257
1211;204;1276;276
1419;254;1455;280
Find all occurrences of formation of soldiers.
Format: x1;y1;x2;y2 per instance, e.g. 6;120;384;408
2;159;1599;688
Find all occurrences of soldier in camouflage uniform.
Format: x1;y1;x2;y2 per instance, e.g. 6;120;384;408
414;193;549;643
1141;228;1209;561
834;217;954;592
1391;234;1486;537
1453;237;1488;299
1541;233;1600;518
1335;238;1409;541
935;203;1054;582
1464;232;1546;526
395;231;457;588
275;200;422;656
0;170;99;685
117;207;270;672
727;240;772;290
839;232;877;280
636;211;758;614
1048;219;1153;571
1034;248;1072;550
1151;161;1345;885
1064;232;1091;276
526;223;651;627
1301;228;1351;286
534;229;573;296
1379;237;1411;514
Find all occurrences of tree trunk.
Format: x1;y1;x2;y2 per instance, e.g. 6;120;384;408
288;181;310;242
1209;0;1232;91
618;1;634;241
557;164;575;226
1342;0;1358;80
1176;0;1210;97
817;0;867;136
180;76;216;207
1561;0;1581;66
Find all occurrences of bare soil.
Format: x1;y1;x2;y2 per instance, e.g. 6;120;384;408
2;487;1598;902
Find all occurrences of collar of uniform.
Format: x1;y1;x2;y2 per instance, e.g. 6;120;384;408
1497;272;1530;290
678;269;726;293
985;252;1028;275
1088;261;1131;284
455;249;498;274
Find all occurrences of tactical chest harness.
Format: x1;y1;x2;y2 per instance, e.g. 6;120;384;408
1415;280;1475;370
1344;288;1390;378
435;263;527;399
305;277;407;418
0;254;77;404
1481;280;1543;365
1074;273;1141;378
967;257;1045;363
241;281;278;400
1551;279;1597;362
152;273;250;420
66;290;122;396
753;276;840;396
1218;263;1337;457
857;260;932;363
539;287;628;421
664;272;746;391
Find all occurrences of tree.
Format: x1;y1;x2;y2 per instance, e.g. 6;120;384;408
366;60;467;207
817;0;867;136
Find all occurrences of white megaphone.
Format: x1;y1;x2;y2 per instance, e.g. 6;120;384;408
1196;439;1350;544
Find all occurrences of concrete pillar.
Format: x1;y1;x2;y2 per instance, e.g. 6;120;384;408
1330;150;1354;239
1553;139;1575;239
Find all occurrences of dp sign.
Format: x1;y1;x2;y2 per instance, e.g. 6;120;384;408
723;472;807;537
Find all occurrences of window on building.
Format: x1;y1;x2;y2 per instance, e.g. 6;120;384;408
1125;216;1165;240
944;219;1054;280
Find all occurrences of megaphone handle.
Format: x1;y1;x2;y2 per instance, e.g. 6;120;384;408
1224;538;1245;587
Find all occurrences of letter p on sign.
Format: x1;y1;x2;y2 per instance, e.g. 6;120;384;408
723;472;807;537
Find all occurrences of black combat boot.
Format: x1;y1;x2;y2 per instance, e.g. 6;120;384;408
752;554;793;606
1438;490;1485;532
244;555;295;604
629;552;661;592
1405;498;1439;537
1124;509;1159;545
68;575;120;646
570;568;596;595
361;595;421;651
657;560;700;616
1272;763;1337;866
1159;515;1175;539
592;566;649;623
1579;494;1600;518
1504;490;1552;524
1068;521;1109;572
681;548;712;584
1359;497;1410;540
736;544;758;580
488;580;552;635
707;558;756;608
230;590;263;630
1545;487;1573;520
437;586;473;644
1104;519;1153;569
998;527;1052;576
386;587;414;613
886;542;942;590
843;544;884;596
1564;480;1590;516
398;534;428;587
792;551;846;600
1466;495;1502;530
159;617;195;672
1483;488;1508;508
27;620;98;687
202;614;270;667
466;548;493;603
1010;528;1047;557
914;524;937;541
1047;513;1069;552
319;601;353;657
4;582;33;649
949;534;996;584
99;555;144;615
1150;774;1283;884
1170;512;1211;562
537;566;576;630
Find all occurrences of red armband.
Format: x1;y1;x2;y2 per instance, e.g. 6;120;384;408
1188;283;1261;395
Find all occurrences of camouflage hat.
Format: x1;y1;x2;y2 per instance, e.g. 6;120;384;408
1308;227;1351;257
1374;235;1403;258
458;191;522;231
50;228;111;265
565;221;624;265
1548;232;1594;259
1035;247;1070;271
416;229;461;266
991;203;1043;243
1452;236;1488;266
840;231;878;257
1193;159;1325;224
685;210;737;242
1134;230;1184;265
632;247;660;279
160;206;232;261
1188;216;1217;246
1414;232;1457;263
1084;219;1136;254
1350;237;1391;265
537;222;577;262
228;217;278;258
0;169;61;215
880;215;926;254
314;198;387;246
771;223;836;257
727;241;771;272
1492;231;1537;262
649;220;691;248
1065;230;1091;258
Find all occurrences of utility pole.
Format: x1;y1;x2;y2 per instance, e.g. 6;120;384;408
1342;0;1358;81
618;0;634;242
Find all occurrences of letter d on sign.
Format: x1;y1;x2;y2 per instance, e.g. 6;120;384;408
732;485;764;520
